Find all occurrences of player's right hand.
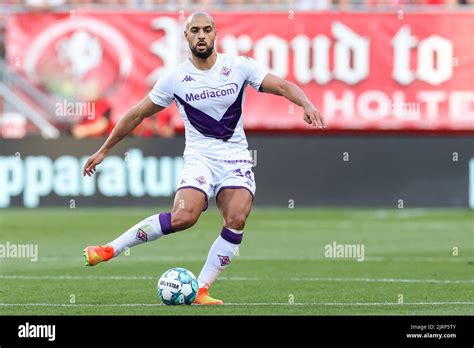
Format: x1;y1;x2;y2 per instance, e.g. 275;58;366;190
83;151;106;177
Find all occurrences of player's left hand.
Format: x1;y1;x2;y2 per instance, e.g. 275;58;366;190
83;150;106;177
303;105;325;129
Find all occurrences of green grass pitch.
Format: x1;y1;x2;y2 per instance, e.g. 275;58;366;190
0;207;472;315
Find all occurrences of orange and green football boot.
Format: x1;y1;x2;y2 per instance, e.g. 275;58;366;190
194;287;224;305
83;245;114;266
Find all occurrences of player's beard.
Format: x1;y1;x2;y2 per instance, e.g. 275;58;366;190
191;42;214;59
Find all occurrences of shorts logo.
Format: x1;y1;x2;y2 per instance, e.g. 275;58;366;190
136;228;148;242
196;176;207;185
221;67;231;76
180;179;187;184
218;255;231;266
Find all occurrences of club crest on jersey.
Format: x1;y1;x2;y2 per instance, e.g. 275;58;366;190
182;75;195;82
220;67;231;76
195;176;207;185
218;255;231;266
136;228;148;242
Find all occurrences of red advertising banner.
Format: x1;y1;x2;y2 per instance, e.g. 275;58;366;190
6;11;474;131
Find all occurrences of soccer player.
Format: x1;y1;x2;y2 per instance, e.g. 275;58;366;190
82;12;325;305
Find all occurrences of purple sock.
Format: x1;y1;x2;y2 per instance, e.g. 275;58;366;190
159;212;174;235
220;227;243;244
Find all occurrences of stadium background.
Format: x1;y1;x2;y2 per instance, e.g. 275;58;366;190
0;0;473;317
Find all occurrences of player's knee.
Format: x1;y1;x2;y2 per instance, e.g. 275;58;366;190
225;213;247;230
171;210;199;231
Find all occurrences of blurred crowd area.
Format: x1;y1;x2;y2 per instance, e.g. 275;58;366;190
0;0;471;139
0;0;473;10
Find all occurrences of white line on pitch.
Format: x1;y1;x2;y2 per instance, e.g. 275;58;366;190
290;277;474;284
4;256;471;263
0;275;473;284
0;302;473;307
225;302;474;306
4;256;386;262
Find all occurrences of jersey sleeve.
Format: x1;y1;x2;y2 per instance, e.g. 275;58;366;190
239;56;269;92
148;69;176;107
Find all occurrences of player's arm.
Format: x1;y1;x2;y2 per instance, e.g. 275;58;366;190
260;73;325;129
83;96;165;176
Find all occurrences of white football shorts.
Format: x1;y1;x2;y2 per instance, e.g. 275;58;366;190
176;154;256;210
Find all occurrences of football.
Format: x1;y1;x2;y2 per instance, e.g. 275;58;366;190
157;267;199;305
